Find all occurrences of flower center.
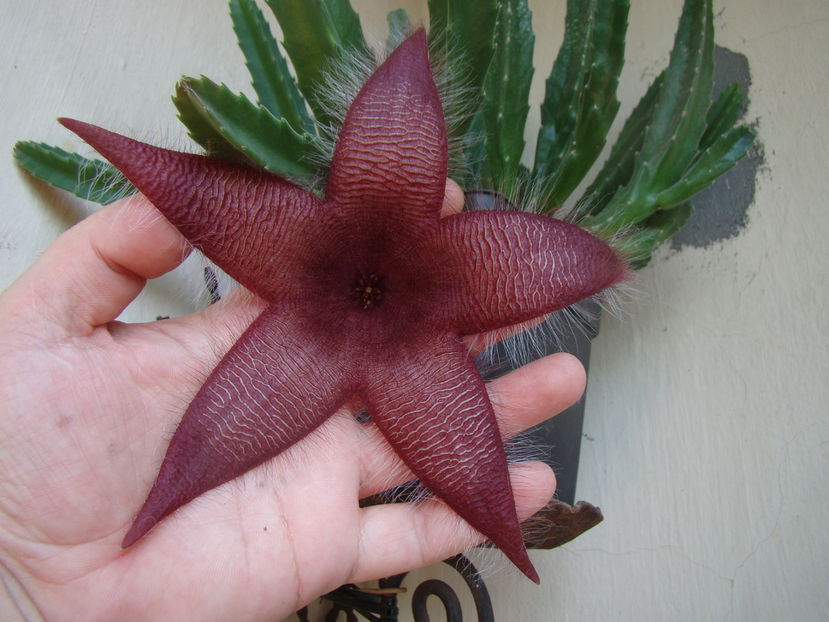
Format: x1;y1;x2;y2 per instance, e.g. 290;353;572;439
352;272;385;310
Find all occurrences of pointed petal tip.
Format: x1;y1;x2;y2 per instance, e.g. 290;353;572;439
57;117;143;166
506;544;540;583
392;26;426;53
571;226;632;302
120;475;185;549
57;116;80;128
602;247;631;289
121;513;158;549
501;535;540;583
406;26;427;47
384;26;431;81
58;117;106;143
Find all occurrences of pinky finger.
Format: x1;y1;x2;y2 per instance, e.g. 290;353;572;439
350;461;555;583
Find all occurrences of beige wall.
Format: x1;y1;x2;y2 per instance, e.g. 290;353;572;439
1;1;827;620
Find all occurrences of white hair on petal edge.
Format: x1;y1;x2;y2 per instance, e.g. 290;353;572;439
308;24;477;187
473;302;591;373
425;30;480;181
504;429;550;467
84;166;133;204
307;42;378;177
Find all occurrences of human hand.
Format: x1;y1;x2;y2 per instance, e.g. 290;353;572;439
0;184;586;621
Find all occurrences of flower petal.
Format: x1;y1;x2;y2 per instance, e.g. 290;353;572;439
362;332;539;582
59;118;322;300
430;211;628;334
326;29;447;236
122;304;354;547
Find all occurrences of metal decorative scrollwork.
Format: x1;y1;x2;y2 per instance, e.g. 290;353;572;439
300;500;603;621
311;553;493;622
411;580;462;621
410;555;494;622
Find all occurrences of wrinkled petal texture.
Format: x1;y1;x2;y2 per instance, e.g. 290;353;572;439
59;29;627;582
122;305;354;547
327;29;447;239
58;119;322;303
362;332;537;581
428;211;628;334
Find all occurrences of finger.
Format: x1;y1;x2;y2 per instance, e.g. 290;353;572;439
355;352;586;497
489;352;586;437
352;461;555;582
440;178;465;217
2;194;189;336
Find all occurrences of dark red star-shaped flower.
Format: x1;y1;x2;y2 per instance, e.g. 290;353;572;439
61;29;626;582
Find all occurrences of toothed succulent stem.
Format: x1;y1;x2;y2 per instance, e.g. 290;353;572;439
533;0;629;209
14;0;755;269
172;76;322;185
12;141;135;205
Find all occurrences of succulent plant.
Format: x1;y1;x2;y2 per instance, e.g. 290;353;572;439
15;0;753;270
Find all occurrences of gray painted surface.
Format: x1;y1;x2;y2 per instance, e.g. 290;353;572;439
673;47;763;250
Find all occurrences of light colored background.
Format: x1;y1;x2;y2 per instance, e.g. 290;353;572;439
1;1;827;620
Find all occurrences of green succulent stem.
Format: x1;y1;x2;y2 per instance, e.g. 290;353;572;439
534;0;629;211
14;0;754;269
13;141;135;205
229;0;315;134
580;0;754;261
428;0;498;101
264;0;368;127
173;76;321;185
479;0;534;195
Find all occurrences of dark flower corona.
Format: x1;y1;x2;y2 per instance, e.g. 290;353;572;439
61;30;626;582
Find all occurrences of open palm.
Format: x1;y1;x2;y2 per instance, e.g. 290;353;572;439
0;191;585;621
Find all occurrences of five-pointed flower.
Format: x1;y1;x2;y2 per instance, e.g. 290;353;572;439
60;29;626;582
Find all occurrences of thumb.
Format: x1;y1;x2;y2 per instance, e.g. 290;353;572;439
0;194;189;338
